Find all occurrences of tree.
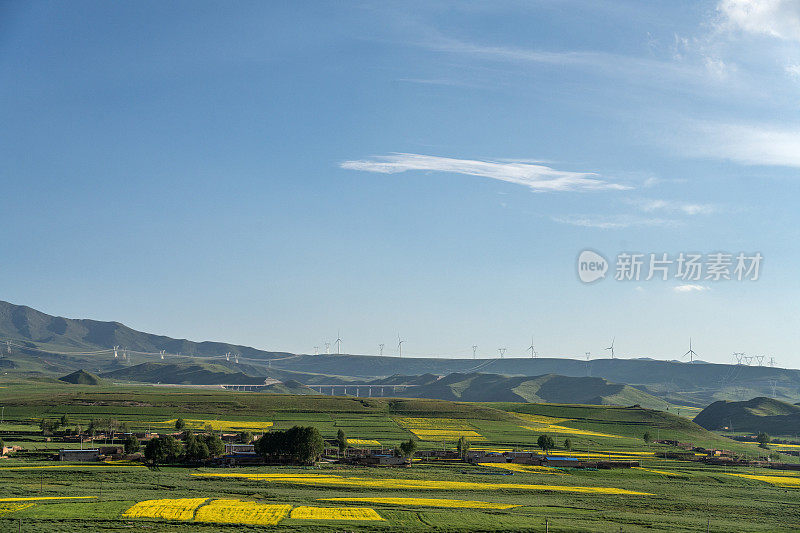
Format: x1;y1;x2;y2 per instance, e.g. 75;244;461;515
124;434;141;455
175;418;186;431
184;432;209;462
202;433;225;457
399;438;417;459
238;431;253;444
144;435;181;465
643;431;653;444
757;432;771;449
537;435;555;453
255;426;324;465
60;414;70;428
563;438;573;451
0;437;5;449
336;429;348;455
457;436;470;460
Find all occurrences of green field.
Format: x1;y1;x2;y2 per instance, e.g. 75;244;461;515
0;379;797;531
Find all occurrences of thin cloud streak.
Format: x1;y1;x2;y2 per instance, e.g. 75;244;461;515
340;153;629;192
674;284;709;293
628;198;718;215
551;214;680;229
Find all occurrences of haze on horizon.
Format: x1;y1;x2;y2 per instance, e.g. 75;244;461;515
2;1;799;368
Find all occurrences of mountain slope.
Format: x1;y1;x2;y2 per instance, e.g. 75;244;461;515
0;300;289;360
693;397;800;434
375;373;668;409
101;362;264;385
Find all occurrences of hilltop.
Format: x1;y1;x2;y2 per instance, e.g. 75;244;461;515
101;362;264;385
59;369;102;385
693;397;800;435
371;373;669;410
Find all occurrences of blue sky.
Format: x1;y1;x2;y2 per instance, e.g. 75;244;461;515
2;1;799;366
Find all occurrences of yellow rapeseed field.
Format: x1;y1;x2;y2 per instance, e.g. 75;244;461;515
123;498;208;521
319;497;519;509
194;473;652;495
477;462;565;474
0;502;34;517
289;506;383;520
725;473;800;487
347;438;381;446
394;417;486;441
194;499;291;525
155;419;273;431
513;413;622;438
0;497;96;502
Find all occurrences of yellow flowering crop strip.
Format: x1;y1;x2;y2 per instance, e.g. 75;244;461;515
319;497;519;509
394;417;485;441
0;497;96;502
513;413;622;438
123;498;208;521
194;499;291;525
289;506;384;521
347;439;381;446
725;473;800;487
194;473;652;495
478;463;565;475
633;467;684;476
0;465;145;470
0;503;35;517
155;419;272;431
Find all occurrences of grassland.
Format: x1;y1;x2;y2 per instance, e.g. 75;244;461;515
0;378;797;531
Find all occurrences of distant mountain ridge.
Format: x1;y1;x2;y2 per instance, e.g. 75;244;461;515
2;299;800;405
0;300;289;359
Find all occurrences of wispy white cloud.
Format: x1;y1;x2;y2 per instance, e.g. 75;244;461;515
628;198;718;216
673;284;709;293
681;121;800;167
717;0;800;42
340;153;629;192
551;214;679;230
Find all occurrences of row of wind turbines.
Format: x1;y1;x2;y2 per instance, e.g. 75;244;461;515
309;334;774;366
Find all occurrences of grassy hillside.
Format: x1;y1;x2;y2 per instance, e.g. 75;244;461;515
101;362;265;385
261;380;318;395
694;397;800;435
379;373;669;410
58;369;102;385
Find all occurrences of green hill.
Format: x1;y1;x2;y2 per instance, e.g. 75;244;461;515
693;397;800;435
101;362;264;385
375;373;669;409
260;379;317;395
58;369;101;385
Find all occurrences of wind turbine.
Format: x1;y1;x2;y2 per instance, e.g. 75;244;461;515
605;338;615;359
527;336;538;359
397;334;404;358
683;338;698;363
324;342;330;355
334;331;342;355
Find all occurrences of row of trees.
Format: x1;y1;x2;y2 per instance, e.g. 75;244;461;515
143;431;226;464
